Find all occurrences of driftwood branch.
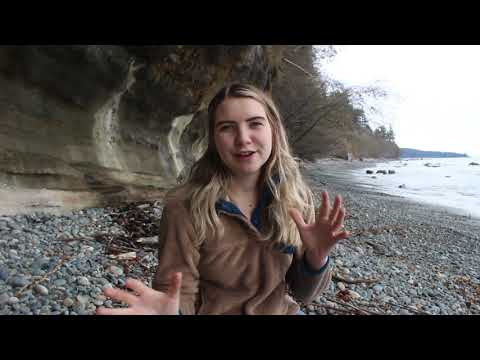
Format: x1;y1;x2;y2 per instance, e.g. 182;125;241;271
332;273;381;285
16;254;72;298
324;297;379;315
282;57;314;77
310;303;357;315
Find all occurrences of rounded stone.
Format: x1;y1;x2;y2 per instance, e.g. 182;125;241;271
8;297;20;305
0;267;10;281
102;283;113;290
94;299;105;306
76;295;90;306
77;277;91;286
63;298;75;307
0;293;10;305
347;290;362;300
9;276;29;288
107;265;124;277
53;279;68;287
34;284;49;296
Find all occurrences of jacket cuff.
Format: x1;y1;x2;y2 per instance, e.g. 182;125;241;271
301;253;330;276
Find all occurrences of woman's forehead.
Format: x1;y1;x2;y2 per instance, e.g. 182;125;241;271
215;97;267;122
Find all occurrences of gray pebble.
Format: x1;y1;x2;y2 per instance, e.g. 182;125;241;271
34;284;49;296
102;283;113;290
9;276;29;288
8;297;20;305
63;298;75;307
76;295;90;306
53;279;67;287
0;267;9;281
0;293;10;305
108;266;124;277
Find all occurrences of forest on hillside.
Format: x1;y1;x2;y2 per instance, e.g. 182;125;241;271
271;45;399;160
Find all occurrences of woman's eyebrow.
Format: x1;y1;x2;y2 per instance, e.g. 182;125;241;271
245;116;266;122
215;120;236;128
215;116;266;128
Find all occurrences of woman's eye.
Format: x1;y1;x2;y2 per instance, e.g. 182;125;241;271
251;122;263;127
219;125;233;131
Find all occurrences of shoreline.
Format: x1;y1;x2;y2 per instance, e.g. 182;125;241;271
300;160;480;314
310;157;480;221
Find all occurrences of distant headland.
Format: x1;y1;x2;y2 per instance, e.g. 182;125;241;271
400;148;469;158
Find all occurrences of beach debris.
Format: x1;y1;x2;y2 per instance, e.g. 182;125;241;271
424;162;441;167
332;272;380;285
388;170;396;174
90;201;164;278
376;170;387;175
366;170;374;174
109;251;137;260
136;236;159;245
399;184;406;189
469;162;479;166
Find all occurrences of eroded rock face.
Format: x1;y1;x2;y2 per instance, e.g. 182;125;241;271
0;45;278;212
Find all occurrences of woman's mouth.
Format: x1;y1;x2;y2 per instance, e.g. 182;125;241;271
235;151;256;159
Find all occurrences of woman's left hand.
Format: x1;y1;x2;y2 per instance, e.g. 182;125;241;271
289;190;350;270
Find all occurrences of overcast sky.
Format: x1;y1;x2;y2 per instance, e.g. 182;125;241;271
318;45;480;157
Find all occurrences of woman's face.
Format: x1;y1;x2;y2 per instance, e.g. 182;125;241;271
213;97;273;178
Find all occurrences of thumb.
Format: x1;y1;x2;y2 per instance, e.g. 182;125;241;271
289;208;307;230
167;272;182;299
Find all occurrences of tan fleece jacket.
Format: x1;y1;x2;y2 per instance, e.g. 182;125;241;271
152;191;332;315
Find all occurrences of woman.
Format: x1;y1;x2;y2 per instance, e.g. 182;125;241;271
97;83;350;315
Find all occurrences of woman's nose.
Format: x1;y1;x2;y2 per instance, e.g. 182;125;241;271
235;127;252;145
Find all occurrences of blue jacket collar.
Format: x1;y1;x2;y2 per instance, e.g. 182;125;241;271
215;174;280;231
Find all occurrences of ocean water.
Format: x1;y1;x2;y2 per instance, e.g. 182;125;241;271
349;157;480;218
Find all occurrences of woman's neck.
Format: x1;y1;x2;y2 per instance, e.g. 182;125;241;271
228;173;260;200
227;174;262;216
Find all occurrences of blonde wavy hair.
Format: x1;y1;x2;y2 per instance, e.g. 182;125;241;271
172;83;315;248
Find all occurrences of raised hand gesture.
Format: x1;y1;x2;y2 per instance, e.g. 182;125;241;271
289;191;350;269
96;272;182;315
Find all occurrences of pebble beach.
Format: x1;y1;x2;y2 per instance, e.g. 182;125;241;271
1;159;479;315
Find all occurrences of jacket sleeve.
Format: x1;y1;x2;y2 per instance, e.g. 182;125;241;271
286;249;332;304
151;200;202;315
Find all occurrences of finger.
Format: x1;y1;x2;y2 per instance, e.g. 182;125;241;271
167;272;183;299
328;195;342;223
125;278;150;296
318;191;331;219
96;306;136;316
289;208;307;229
103;287;139;306
332;230;351;242
331;207;346;233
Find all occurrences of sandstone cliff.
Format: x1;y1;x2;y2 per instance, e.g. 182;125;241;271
0;45;281;213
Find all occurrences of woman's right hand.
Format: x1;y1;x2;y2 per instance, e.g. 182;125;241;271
96;272;182;315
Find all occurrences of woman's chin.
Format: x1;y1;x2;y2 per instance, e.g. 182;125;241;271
232;165;262;177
